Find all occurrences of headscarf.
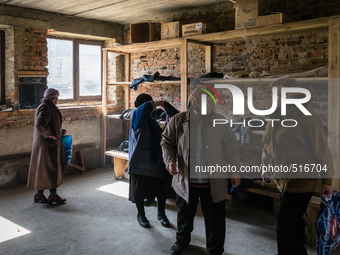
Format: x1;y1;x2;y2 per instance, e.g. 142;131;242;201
135;93;153;107
44;88;59;100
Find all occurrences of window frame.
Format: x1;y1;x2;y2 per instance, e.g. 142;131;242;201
47;36;104;102
0;30;5;105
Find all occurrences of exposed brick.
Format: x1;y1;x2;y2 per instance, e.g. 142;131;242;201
33;28;47;33
278;59;289;65
316;38;326;44
293;46;304;52
31;56;41;61
313;3;334;12
314;58;329;63
287;41;301;47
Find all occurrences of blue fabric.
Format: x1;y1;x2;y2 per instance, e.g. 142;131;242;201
143;71;160;82
130;78;144;91
228;178;253;194
130;72;180;91
61;135;72;167
131;101;154;130
316;191;340;255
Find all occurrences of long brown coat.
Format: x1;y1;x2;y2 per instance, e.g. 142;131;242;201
27;99;65;189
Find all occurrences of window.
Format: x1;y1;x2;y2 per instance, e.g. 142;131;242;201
0;30;5;105
57;62;61;76
47;38;103;101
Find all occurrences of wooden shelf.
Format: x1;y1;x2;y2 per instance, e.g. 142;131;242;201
107;80;181;86
106;114;121;119
200;77;328;84
105;16;339;54
107;82;130;85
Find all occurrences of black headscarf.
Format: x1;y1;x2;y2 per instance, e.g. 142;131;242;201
135;93;153;108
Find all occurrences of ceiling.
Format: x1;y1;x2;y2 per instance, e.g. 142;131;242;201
1;0;231;24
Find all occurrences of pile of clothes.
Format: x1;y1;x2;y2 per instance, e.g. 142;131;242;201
130;71;181;91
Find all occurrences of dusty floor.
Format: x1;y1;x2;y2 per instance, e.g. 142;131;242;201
0;167;318;255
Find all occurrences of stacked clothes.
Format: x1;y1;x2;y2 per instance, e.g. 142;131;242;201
130;71;181;91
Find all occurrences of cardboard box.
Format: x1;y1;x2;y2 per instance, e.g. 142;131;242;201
258;13;293;27
161;21;183;40
130;22;157;43
234;0;269;30
182;22;215;37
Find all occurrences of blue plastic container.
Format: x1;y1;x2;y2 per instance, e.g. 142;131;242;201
61;134;72;167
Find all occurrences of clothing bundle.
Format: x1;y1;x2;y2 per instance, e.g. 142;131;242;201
130;71;181;91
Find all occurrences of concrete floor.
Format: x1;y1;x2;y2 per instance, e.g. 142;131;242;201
0;167;318;255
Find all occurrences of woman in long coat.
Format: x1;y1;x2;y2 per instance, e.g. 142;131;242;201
27;88;66;205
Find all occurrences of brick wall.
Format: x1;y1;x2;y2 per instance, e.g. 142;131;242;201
0;105;122;128
213;30;328;73
128;30;328;122
4;27;15;107
23;28;48;71
270;0;340;20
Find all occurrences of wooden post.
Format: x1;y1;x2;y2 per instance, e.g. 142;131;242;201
205;45;212;73
124;54;131;110
328;18;340;191
181;39;188;112
124;54;131;140
101;49;108;166
112;157;127;179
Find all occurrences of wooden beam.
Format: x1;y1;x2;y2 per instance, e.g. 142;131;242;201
205;45;212;73
101;49;108;167
124;54;131;140
104;38;182;53
186;39;213;46
328;18;340;191
125;54;130;83
181;39;188;112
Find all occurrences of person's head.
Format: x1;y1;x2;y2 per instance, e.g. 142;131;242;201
189;87;215;115
134;93;153;108
44;88;59;105
270;78;298;108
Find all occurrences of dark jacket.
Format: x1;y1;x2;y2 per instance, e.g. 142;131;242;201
27;99;65;189
128;101;166;178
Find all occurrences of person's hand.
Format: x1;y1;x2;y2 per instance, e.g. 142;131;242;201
48;136;57;140
169;162;178;175
155;100;166;108
322;184;333;198
261;171;270;184
230;173;241;188
62;129;67;135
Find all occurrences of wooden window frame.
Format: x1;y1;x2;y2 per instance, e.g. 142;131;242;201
0;30;5;105
47;37;103;102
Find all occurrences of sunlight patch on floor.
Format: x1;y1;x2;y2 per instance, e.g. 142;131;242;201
97;181;129;199
0;216;31;243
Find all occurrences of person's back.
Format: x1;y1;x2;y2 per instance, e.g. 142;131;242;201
128;93;171;229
